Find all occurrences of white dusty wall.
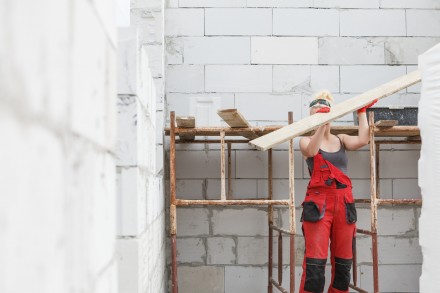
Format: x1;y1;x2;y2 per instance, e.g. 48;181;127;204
418;44;440;292
0;1;117;293
164;1;439;292
115;0;167;292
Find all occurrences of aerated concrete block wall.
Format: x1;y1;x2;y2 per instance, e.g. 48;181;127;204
115;0;167;292
0;0;118;292
164;1;439;292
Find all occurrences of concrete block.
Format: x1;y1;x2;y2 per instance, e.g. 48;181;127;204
340;9;406;36
178;266;224;293
177;207;210;236
237;237;268;264
236;150;302;179
379;237;422;265
380;0;440;8
385;37;440;65
180;0;246;7
176;179;204;199
319;37;385;65
212;208;268;236
116;238;141;293
165;9;204;36
408;10;440;37
251;37;318;64
247;0;313;7
116;167;146;236
273;9;339;36
340;65;406;93
165;65;204;93
225;266;267;293
380;150;419;179
117;27;140;95
273;65;338;94
235;93;303;121
166;93;234;125
205;8;272;36
207;179;258;200
176;150;236;179
177;237;206;263
183;37;250;64
207;237;236;264
359;264;421;292
314;0;379;8
131;8;164;44
143;45;163;78
116;95;138;166
376;207;417;236
205;65;272;92
392;179;421;199
165;37;183;64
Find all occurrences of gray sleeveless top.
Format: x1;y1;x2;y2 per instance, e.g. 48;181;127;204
305;135;348;174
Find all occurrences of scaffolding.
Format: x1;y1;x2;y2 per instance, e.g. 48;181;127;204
166;110;422;293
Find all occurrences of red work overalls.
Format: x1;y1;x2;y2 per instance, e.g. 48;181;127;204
299;152;357;293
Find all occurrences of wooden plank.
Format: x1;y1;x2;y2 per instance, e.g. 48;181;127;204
249;70;421;151
217;109;259;139
176;116;195;141
375;120;398;127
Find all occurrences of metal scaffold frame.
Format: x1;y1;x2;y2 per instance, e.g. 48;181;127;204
166;110;422;293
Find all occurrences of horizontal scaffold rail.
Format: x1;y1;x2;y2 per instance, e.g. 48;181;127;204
175;199;290;206
165;125;420;138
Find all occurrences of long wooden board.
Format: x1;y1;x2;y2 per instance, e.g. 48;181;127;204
249;70;421;151
217;109;258;139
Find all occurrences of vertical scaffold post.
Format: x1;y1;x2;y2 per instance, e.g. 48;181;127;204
170;111;178;293
268;148;273;293
288;111;296;292
220;131;226;201
369;112;379;293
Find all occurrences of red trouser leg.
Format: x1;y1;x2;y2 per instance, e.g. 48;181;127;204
328;191;356;293
299;192;334;293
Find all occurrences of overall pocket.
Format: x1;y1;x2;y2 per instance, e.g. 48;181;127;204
344;193;357;224
302;192;326;222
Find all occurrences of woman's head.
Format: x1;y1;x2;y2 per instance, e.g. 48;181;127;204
309;90;333;115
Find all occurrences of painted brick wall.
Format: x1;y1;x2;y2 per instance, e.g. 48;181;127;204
0;0;118;292
115;0;167;290
164;1;436;292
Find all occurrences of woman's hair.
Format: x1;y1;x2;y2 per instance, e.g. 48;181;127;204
309;90;334;108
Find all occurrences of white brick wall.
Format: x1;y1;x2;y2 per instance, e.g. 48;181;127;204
164;3;429;292
165;9;204;36
273;9;339;36
116;2;167;291
206;65;272;92
184;37;251;64
205;8;272;36
0;0;118;292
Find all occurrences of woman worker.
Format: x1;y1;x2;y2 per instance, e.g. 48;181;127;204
298;90;377;293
